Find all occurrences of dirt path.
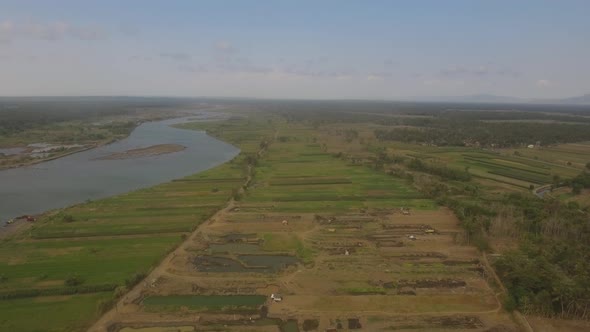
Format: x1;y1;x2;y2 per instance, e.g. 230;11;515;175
483;252;534;332
87;132;272;332
87;197;237;332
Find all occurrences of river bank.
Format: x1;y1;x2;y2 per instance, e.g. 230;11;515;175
0;112;239;225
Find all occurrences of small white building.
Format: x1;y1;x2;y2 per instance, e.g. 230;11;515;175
270;293;283;302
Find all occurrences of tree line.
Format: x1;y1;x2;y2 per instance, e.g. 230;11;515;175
375;121;590;148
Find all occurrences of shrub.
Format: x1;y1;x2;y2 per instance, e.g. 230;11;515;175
503;294;517;312
61;214;75;223
302;319;319;331
97;297;116;314
125;272;146;288
260;305;268;318
64;274;84;286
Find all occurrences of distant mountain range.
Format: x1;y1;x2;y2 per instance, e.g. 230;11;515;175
408;93;590;105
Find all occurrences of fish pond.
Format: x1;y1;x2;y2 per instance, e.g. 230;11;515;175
194;254;299;273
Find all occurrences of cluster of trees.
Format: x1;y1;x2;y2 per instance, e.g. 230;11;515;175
407;158;471;181
375;121;590;148
0;96;187;137
569;171;590;194
270;99;590;148
434;190;590;318
416;169;590;318
492;193;590;318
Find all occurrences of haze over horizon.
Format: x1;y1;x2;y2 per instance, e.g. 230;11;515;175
1;0;589;99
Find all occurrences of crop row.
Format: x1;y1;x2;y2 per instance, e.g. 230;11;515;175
463;157;550;176
0;283;117;300
268;194;425;202
269;178;352;186
30;223;193;239
462;153;551;169
471;174;530;189
487;169;548;185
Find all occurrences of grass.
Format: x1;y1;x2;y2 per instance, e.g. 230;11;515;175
240;126;435;213
261;233;301;252
0;235;180;290
0;292;112;332
342;287;387;295
0;123;252;330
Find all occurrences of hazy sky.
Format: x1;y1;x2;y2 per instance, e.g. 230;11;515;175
1;0;589;99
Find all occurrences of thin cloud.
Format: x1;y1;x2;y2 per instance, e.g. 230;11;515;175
177;64;210;74
0;20;107;42
119;24;140;37
496;68;520;78
129;55;152;62
160;53;192;61
69;25;106;40
0;20;14;43
384;58;397;66
367;75;383;81
438;65;519;79
283;67;356;79
367;72;392;80
440;65;489;78
214;41;237;54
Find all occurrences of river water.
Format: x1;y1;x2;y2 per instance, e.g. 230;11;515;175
0;113;239;222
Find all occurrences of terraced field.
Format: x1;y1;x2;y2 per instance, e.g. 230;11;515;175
0;134;250;331
88;117;519;332
318;123;586;193
241;128;434;213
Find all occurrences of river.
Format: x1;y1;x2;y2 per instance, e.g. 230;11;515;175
0;113;239;222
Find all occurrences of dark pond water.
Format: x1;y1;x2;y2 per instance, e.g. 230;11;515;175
0;113;239;222
194;254;299;273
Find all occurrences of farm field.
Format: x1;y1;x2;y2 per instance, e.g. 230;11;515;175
89;116;520;332
0;143;249;331
507;142;590;170
0;292;113;332
318;123;587;194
